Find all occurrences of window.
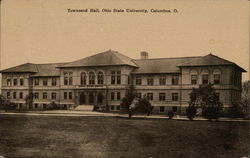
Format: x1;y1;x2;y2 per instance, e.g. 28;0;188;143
128;76;130;84
7;92;10;99
64;92;67;99
19;92;23;99
202;74;209;84
35;104;38;108
43;92;47;99
80;72;87;85
43;104;47;109
13;92;16;99
159;93;166;101
19;103;23;109
69;92;72;100
147;93;153;101
159;106;165;113
20;78;24;86
117;106;120;111
111;92;115;100
110;105;115;111
98;72;104;85
111;71;116;84
64;72;73;85
136;92;141;99
159;77;166;85
172;93;178;101
172;76;179;85
117;92;121;100
214;74;220;84
191;75;197;85
136;76;142;85
43;79;48;86
89;72;95;85
147;77;154;86
34;78;39;86
7;79;11;86
172;106;177;112
69;72;73;85
51;92;56;100
13;79;17;86
52;78;57;86
34;92;39;99
117;71;121;84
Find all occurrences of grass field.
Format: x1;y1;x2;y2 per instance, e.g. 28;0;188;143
0;115;249;158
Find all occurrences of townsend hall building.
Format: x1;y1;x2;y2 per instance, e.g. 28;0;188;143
0;50;246;114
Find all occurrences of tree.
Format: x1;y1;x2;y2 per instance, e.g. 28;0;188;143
186;106;197;120
241;80;250;119
120;85;135;118
0;94;17;111
189;84;223;120
25;94;33;109
134;95;154;116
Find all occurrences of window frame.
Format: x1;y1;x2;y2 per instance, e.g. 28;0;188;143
172;93;178;101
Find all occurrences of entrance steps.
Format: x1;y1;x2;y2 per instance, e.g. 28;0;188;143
74;105;94;111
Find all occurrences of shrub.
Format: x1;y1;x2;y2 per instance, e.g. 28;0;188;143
228;103;243;118
202;106;221;120
134;97;153;116
168;111;174;119
186;106;197;120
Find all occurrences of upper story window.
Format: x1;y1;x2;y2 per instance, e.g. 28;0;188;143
43;79;48;86
136;92;141;99
111;71;121;85
147;93;153;101
202;74;209;84
69;92;73;100
117;92;121;100
13;79;17;86
13;92;16;99
43;92;47;99
64;92;67;99
7;79;11;86
52;78;57;86
147;77;154;86
136;76;142;85
117;71;121;84
172;75;179;85
214;74;221;84
159;76;166;85
111;92;115;100
34;78;39;86
98;72;104;85
51;92;56;100
80;72;87;85
172;93;178;101
20;78;24;86
159;93;166;101
191;75;197;85
34;92;39;99
89;72;95;85
7;92;10;99
64;72;73;85
19;92;23;99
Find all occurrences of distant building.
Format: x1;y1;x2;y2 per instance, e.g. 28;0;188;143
0;50;246;113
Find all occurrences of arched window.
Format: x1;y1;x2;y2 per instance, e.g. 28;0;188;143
201;69;209;84
190;69;198;85
213;69;221;85
80;72;86;85
89;72;95;85
98;72;104;85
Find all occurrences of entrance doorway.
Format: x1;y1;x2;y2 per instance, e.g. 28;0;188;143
79;93;86;104
89;93;94;104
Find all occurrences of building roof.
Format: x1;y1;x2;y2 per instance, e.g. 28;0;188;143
0;62;67;76
0;63;38;73
59;50;138;68
0;52;246;76
132;54;246;74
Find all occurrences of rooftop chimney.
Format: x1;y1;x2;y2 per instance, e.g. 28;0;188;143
141;51;148;59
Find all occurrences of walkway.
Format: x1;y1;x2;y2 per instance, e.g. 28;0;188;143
0;110;249;122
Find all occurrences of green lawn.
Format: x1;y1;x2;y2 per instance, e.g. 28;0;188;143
0;115;249;158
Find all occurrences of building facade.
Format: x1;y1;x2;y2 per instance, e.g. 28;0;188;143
0;50;246;114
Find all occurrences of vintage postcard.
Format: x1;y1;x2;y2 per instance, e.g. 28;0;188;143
0;0;249;157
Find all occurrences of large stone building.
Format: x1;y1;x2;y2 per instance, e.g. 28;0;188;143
0;50;246;114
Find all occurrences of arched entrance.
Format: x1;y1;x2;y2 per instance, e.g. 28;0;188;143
89;93;95;104
79;93;86;104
